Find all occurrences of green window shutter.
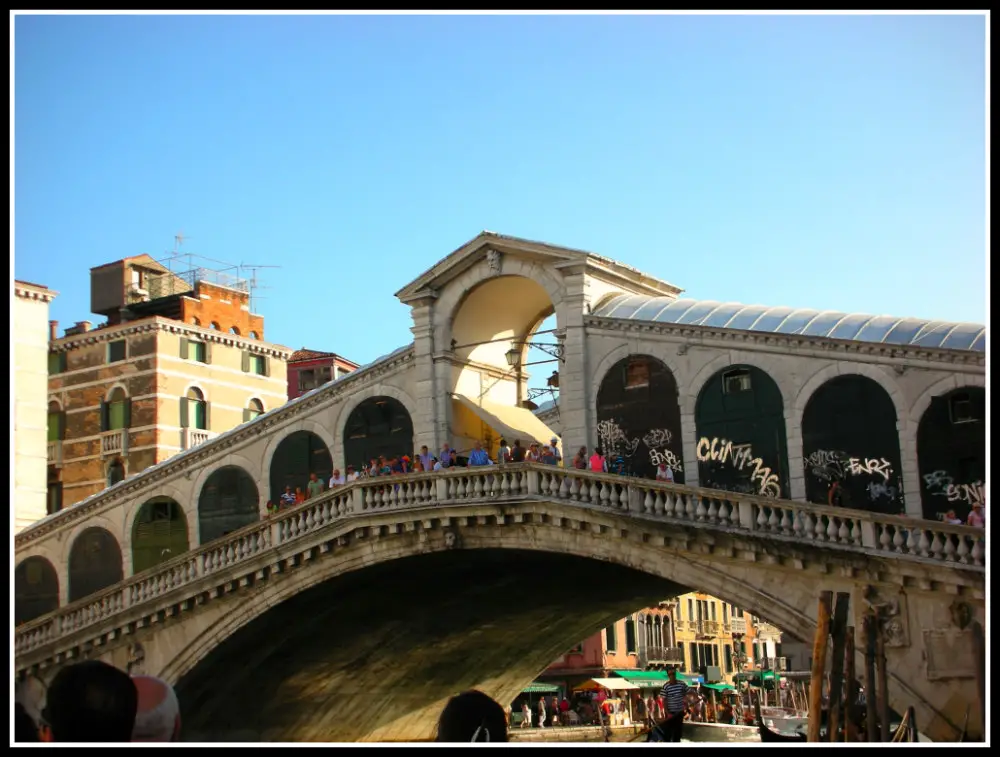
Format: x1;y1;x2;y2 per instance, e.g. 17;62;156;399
203;402;211;431
123;398;132;428
100;400;109;431
47;413;60;442
179;397;189;429
241;350;250;373
179;337;189;360
262;356;270;377
204;342;212;364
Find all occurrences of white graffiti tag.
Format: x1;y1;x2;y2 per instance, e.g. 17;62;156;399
946;481;985;506
922;470;954;491
696;437;781;498
867;481;899;501
804;449;849;481
596;419;641;458
847;457;893;482
650;448;684;472
642;428;673;449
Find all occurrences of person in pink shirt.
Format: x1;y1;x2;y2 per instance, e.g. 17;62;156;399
967;502;985;527
589;446;607;472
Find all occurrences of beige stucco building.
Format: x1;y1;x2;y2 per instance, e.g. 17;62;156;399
46;256;292;512
14;281;58;532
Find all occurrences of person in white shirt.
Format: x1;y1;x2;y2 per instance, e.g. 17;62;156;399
329;469;346;488
655;463;674;483
345;465;359;483
550;437;562;465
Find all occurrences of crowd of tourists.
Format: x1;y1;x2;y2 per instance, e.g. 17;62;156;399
15;661;181;743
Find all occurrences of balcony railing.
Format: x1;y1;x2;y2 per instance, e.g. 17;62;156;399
639;646;685;667
182;428;217;450
758;656;788;671
47;440;63;467
730;617;747;635
698;620;721;637
100;429;128;457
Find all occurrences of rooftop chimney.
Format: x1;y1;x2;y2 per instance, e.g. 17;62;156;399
64;320;93;337
49;320;58;342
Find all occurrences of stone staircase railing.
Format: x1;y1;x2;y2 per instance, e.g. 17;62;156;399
15;463;985;660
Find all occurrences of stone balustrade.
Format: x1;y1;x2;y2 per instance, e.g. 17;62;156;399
15;463;984;659
100;429;128;457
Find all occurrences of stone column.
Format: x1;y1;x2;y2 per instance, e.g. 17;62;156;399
408;299;441;450
897;418;922;517
785;408;806;501
553;268;590;452
680;408;700;487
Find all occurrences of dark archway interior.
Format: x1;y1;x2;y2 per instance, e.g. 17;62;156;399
198;466;260;544
15;556;60;625
596;355;685;482
343;397;414;470
916;386;986;522
176;550;686;742
269;431;334;503
68;527;124;603
802;375;904;515
695;365;790;499
132;497;190;574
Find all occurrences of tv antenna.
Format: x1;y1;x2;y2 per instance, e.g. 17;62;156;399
239;263;280;313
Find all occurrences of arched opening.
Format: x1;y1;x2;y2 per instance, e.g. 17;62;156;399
694;365;789;498
107;458;126;487
269;431;334;503
132;497;190;574
801;375;904;515
68;527;124;603
15;556;59;625
103;386;130;431
210;321;220;330
182;387;208;430
448;275;560;458
230;326;241;336
198;466;260;544
249;331;259;340
343;398;414;470
916;386;986;522
596;355;684;481
192;317;201;326
245;398;265;423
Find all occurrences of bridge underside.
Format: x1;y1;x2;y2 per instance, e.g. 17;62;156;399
176;549;683;742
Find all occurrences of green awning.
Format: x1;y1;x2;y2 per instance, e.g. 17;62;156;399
702;682;736;691
521;682;560;694
611;670;667;679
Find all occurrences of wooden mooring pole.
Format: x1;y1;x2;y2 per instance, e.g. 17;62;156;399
875;608;890;743
807;591;833;742
863;613;878;742
844;626;857;742
827;592;851;742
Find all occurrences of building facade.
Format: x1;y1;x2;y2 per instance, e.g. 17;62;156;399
14;280;58;532
46;256;291;516
287;349;359;400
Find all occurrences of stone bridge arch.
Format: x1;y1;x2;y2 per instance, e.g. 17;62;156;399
335;385;419;469
260;419;336;498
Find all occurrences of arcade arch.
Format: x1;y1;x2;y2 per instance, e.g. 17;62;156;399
15;556;59;625
342;397;414;471
269;431;334;503
68;527;124;603
694;365;789;499
132;496;190;574
596;354;685;481
801;374;904;514
197;466;260;544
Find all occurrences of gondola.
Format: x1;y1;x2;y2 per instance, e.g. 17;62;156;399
754;691;808;742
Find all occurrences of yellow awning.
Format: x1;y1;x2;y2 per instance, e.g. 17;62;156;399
452;394;561;450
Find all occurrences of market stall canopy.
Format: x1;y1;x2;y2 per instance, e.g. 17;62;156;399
610;670;670;688
573;677;640;692
521;682;561;694
452;394;561;450
702;682;736;691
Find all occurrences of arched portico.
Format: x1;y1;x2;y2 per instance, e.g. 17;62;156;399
68;527;124;603
268;430;333;503
197;466;260;544
15;556;60;626
131;497;190;574
341;397;414;471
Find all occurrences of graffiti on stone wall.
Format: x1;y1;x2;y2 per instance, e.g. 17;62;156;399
650;448;684;472
696;437;781;498
866;481;900;502
923;470;986;511
804;449;850;482
596;419;642;459
596;420;684;475
642;428;672;449
805;449;899;503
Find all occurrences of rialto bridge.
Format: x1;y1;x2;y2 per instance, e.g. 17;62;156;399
14;232;985;741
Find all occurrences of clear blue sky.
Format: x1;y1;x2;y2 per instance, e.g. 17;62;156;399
14;13;987;370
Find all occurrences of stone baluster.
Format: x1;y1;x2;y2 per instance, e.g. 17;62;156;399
971;537;984;567
825;515;839;542
609;484;620;509
814;513;827;542
943;534;957;562
695;496;708;522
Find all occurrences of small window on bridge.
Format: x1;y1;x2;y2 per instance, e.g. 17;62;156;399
625;359;650;390
722;369;752;394
949;393;978;424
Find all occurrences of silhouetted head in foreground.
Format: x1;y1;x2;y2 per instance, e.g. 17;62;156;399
435;690;508;743
41;660;138;742
131;676;182;741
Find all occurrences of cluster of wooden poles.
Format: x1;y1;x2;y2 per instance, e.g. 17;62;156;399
806;590;900;742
